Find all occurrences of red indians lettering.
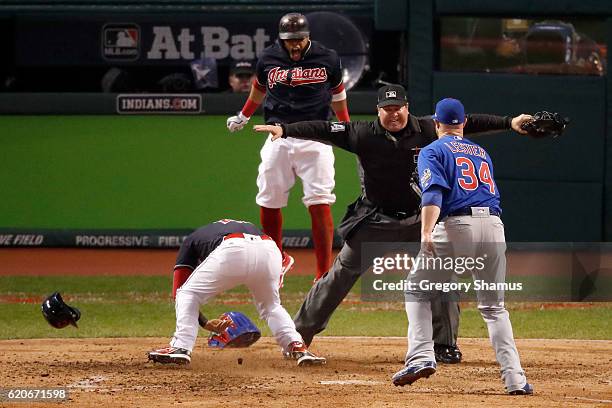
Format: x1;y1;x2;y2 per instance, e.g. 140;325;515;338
267;66;327;88
444;141;487;158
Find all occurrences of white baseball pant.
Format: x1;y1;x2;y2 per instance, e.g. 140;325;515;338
256;135;336;208
170;234;303;352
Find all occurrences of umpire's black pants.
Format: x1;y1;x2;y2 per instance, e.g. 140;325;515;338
294;212;460;346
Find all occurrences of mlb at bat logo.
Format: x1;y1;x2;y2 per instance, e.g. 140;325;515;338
102;24;140;61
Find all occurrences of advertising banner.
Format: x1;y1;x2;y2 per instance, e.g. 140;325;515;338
16;16;277;66
15;13;371;67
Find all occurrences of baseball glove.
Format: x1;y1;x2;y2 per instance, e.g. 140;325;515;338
521;111;569;139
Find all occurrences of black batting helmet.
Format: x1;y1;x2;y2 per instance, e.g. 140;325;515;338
278;13;310;40
41;292;81;329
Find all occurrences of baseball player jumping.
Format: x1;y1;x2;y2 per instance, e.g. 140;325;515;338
148;219;325;366
392;98;533;395
227;12;350;282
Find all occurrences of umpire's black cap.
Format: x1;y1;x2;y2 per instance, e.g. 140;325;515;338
377;84;408;108
279;13;310;40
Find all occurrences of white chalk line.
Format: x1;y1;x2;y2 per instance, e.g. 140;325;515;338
564;396;612;403
319;380;384;386
312;336;612;343
67;375;162;393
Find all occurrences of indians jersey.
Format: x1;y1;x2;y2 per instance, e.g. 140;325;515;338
417;136;501;218
255;39;345;124
175;220;264;270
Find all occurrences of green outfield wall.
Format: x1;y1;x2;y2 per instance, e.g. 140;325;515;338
0;115;363;231
406;0;612;241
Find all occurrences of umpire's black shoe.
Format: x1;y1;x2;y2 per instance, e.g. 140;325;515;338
434;344;462;364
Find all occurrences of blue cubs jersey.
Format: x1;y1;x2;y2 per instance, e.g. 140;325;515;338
174;219;264;269
417;135;501;218
255;40;344;124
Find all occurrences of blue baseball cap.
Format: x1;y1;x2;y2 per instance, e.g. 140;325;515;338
432;98;465;125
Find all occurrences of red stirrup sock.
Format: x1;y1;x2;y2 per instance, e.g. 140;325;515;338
260;206;283;251
309;204;334;281
172;267;193;300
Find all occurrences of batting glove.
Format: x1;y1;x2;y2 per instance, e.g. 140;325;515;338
227;112;249;132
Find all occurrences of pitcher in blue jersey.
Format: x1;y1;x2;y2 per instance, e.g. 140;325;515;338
392;98;533;395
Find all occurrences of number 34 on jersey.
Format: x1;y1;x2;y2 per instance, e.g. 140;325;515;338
455;157;495;194
417;136;499;200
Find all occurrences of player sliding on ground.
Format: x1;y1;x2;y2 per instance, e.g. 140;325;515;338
147;219;325;367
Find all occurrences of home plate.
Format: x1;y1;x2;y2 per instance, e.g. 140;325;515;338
319;380;384;386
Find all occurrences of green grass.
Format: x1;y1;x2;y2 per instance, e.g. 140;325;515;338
0;275;610;340
455;306;611;339
0;115;369;229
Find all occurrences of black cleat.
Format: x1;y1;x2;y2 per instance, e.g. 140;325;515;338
434;344;462;364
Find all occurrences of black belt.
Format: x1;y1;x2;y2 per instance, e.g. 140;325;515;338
379;207;419;220
360;197;419;220
447;207;500;217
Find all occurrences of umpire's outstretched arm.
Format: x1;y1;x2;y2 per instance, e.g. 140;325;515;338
463;113;532;136
254;120;364;153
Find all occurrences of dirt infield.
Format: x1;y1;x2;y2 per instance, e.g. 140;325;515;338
1;337;610;407
3;247;610;279
2;248;610;406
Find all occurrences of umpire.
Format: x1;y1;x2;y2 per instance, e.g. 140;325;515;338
254;84;532;363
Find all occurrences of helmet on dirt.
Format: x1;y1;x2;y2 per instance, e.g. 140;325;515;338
41;292;81;329
208;311;261;349
278;13;310;40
